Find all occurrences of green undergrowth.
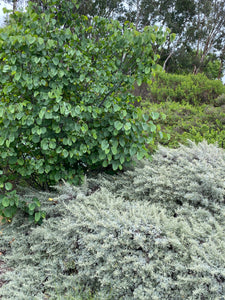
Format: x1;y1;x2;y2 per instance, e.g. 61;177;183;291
143;100;225;149
0;141;224;299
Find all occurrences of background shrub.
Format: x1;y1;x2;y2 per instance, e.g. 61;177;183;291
0;142;225;299
142;72;225;105
142;101;225;149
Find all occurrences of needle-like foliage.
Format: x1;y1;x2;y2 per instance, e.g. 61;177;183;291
0;141;224;299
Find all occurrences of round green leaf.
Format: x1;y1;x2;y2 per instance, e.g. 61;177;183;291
41;140;49;150
53;57;59;65
35;211;41;222
101;140;109;151
124;122;131;131
151;112;160;120
14;72;21;81
29;203;36;211
62;149;69;158
137;78;142;86
137;151;145;160
130;147;137;156
111;146;117;155
5;182;13;191
114;121;123;131
2;197;10;207
49;141;56;149
112;160;119;171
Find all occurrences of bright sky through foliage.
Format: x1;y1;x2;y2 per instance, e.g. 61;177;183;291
0;2;11;26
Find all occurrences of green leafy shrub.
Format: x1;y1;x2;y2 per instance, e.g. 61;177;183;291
142;101;225;148
0;1;168;220
205;59;222;80
0;2;167;189
182;125;225;148
146;72;225;105
1;142;225;299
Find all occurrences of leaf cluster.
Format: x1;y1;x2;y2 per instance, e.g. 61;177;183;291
0;189;45;222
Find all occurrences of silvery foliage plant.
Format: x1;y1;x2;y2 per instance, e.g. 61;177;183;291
0;141;225;299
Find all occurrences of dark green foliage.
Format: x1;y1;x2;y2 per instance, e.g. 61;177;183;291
204;57;222;80
0;142;225;299
146;72;225;105
29;0;124;20
142;100;225;149
0;0;168;222
0;189;45;222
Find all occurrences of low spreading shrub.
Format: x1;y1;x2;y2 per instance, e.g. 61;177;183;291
146;72;225;105
0;142;225;299
98;141;225;212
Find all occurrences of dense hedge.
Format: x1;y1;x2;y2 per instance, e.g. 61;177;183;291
145;72;225;105
0;142;224;299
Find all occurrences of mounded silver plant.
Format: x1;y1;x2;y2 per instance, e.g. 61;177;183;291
0;141;225;299
96;140;225;212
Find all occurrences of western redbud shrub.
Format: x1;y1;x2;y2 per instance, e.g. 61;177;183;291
0;0;168;221
0;0;168;192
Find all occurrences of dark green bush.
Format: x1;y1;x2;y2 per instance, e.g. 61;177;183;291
146;72;225;105
0;2;167;188
0;142;225;299
0;0;168;220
